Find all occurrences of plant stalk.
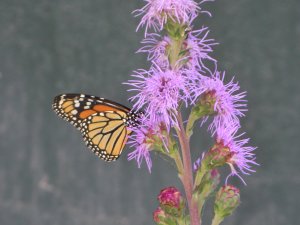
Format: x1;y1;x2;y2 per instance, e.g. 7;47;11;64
211;214;223;225
173;150;184;180
169;30;200;225
176;112;200;225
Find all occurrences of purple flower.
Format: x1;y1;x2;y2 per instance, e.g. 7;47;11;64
181;27;217;71
126;64;190;129
127;120;154;172
138;27;217;71
216;124;257;184
134;0;199;34
190;71;247;134
127;117;168;172
137;34;171;68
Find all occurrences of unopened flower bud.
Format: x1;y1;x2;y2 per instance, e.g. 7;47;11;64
158;187;184;216
153;207;167;224
192;91;217;117
186;92;218;137
199;90;217;114
214;185;240;218
165;19;188;40
202;142;233;170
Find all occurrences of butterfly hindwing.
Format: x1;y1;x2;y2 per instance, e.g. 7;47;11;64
80;111;131;161
52;93;139;161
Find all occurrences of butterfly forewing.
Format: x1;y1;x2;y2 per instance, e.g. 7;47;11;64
52;93;139;161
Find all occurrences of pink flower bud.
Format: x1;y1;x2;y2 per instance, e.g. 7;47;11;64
157;186;184;216
214;185;240;218
153;207;166;223
202;142;233;170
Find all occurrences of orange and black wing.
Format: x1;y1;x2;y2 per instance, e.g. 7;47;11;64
80;111;130;161
52;93;131;129
52;93;138;161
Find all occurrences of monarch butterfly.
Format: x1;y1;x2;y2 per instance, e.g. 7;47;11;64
52;94;142;161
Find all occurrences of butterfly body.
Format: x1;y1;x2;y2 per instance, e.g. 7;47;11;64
52;94;141;161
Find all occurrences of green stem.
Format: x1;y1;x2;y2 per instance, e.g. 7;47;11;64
211;215;223;225
173;149;184;180
186;113;198;139
193;165;207;189
177;217;187;225
193;166;208;222
166;135;184;180
167;23;200;225
186;105;211;139
198;200;205;218
176;113;200;225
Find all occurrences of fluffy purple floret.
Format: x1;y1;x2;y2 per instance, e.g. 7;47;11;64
127;117;166;172
137;34;171;68
138;27;217;71
190;71;247;134
216;124;258;184
134;0;200;34
126;64;190;129
127;125;153;172
181;27;217;71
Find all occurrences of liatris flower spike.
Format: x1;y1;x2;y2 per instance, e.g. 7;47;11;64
126;1;257;225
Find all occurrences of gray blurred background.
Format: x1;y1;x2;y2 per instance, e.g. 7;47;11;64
0;0;299;224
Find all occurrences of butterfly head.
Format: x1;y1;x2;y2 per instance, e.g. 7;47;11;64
126;111;144;128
